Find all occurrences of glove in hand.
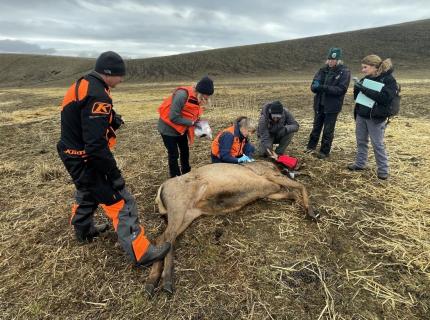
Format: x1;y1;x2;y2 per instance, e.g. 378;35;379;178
354;82;365;91
311;80;320;91
238;155;251;163
112;113;124;130
108;169;126;190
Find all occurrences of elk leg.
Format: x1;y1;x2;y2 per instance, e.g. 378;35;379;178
145;233;167;297
161;208;202;294
268;175;317;219
266;191;298;201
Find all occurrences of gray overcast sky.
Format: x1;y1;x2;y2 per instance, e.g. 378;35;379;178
0;0;429;58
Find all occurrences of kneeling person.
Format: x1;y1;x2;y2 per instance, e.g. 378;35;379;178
211;117;256;163
257;101;299;157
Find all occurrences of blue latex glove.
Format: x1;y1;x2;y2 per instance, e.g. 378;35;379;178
238;155;251;163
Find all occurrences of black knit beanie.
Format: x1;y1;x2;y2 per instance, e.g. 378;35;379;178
195;76;214;95
95;51;126;76
269;101;284;117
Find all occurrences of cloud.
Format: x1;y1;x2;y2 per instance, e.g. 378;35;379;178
0;39;56;54
0;0;428;57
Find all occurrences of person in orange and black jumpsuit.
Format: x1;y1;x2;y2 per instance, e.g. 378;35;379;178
157;76;214;177
57;51;170;267
211;117;256;164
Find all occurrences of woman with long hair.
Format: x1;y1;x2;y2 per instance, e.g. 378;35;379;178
348;55;398;180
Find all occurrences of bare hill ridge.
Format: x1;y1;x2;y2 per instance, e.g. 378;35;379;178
1;19;429;86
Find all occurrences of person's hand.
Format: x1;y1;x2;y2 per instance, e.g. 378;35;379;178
108;169;126;190
111;113;124;130
311;80;320;91
238;155;251;163
112;175;125;190
266;148;279;160
354;82;365;92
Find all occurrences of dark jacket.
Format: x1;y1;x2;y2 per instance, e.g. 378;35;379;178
354;69;397;122
58;71;120;177
257;102;299;152
211;122;255;164
311;64;351;113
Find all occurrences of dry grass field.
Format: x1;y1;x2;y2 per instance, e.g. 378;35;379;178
0;76;429;319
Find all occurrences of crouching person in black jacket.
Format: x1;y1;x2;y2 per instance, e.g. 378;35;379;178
306;47;351;159
257;101;299;157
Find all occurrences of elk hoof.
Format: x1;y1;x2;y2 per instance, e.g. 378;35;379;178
163;281;174;295
306;208;320;221
145;283;156;297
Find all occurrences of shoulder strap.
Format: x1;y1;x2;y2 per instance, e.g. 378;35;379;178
74;76;85;102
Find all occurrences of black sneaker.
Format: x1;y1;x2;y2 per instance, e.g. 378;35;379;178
316;152;329;159
377;173;389;180
75;223;109;243
304;148;314;154
347;163;365;171
138;242;171;267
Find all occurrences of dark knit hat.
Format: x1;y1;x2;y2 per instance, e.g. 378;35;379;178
195;76;214;95
327;47;342;60
95;51;126;76
269;101;284;118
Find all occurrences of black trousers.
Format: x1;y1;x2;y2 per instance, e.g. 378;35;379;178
307;110;339;155
57;142;150;264
161;133;191;177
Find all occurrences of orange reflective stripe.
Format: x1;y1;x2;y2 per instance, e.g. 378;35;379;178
132;226;150;262
77;79;89;100
101;199;125;231
70;204;78;225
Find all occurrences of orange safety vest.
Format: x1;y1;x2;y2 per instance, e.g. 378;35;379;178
211;125;246;158
158;86;203;144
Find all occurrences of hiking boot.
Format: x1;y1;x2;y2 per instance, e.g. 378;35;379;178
138;242;171;267
75;223;109;243
377;173;389;180
347;163;365;171
316;152;329;159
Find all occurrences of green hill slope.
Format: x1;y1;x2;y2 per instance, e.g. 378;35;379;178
1;19;429;86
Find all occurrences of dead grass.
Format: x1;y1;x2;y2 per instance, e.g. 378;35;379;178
0;77;429;319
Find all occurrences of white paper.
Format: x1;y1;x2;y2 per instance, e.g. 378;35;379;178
355;78;385;108
194;120;212;139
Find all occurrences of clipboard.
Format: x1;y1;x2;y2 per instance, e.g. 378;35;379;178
355;78;384;108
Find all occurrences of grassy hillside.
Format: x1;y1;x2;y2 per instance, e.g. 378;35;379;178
127;19;430;81
0;19;429;87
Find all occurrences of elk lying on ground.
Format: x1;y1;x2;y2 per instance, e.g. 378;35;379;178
146;160;318;296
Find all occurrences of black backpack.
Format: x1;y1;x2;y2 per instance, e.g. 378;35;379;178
388;82;401;117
